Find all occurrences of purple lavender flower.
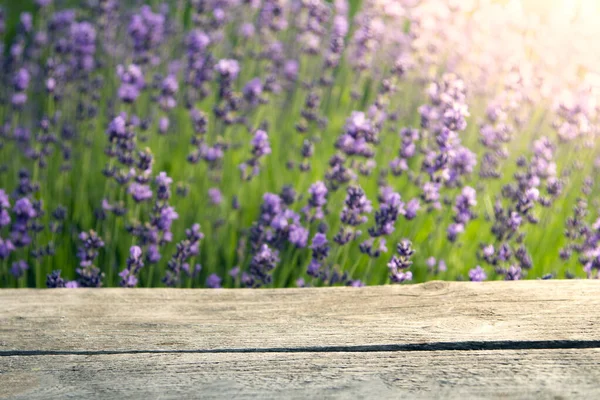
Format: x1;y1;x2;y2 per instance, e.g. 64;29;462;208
215;59;240;80
251;130;271;157
369;187;404;237
283;60;299;81
239;23;255;38
0;190;10;209
13;68;30;91
422;182;441;207
119;246;144;287
185;30;213;94
11;198;37;247
129;5;165;59
427;257;437;270
334;112;376;158
469;266;487;282
158;206;179;231
450;147;477;179
206;273;222;288
505;265;522;281
0;238;15;259
334;185;372;245
159;117;169;134
10;260;28;279
260;193;283;224
243;78;263;104
303;181;328;221
280;185;296;206
208;188;223;205
240;130;271;180
348;280;365;287
359;237;388;258
20;12;33;33
50;9;76;28
129;182;153;203
117;64;145;103
249;191;310;255
507;211;522;231
388;240;414;283
349;10;385;72
269;209;308;248
307;259;321;277
454;187;477;222
11;68;31;108
288;224;309;248
247;244;279;286
75;231;105;287
497;243;512;262
229;266;240;278
340;185;372;226
159;75;179;110
447;223;465;242
305;233;332;277
107;114;128;139
46;270;66;288
155;172;173;201
446;186;477;241
438;260;447;272
12;93;28;107
0;190;11;228
404;198;420;220
70;22;97;71
163;223;203;287
187;29;210;52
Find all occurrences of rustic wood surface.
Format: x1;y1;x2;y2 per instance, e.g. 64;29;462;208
1;281;599;398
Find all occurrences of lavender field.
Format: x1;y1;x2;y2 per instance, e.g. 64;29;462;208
0;0;599;288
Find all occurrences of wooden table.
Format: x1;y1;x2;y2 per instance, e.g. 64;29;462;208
1;281;599;399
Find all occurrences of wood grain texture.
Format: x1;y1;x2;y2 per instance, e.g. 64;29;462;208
1;281;600;352
2;281;600;399
2;349;600;399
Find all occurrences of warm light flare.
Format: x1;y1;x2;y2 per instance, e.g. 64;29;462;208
402;0;600;102
521;0;600;24
520;0;600;95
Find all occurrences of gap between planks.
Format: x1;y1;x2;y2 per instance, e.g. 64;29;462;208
3;340;600;357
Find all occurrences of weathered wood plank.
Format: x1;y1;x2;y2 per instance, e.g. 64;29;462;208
2;281;599;398
1;281;599;352
2;349;600;399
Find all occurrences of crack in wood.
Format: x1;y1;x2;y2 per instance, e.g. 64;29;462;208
3;340;600;356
